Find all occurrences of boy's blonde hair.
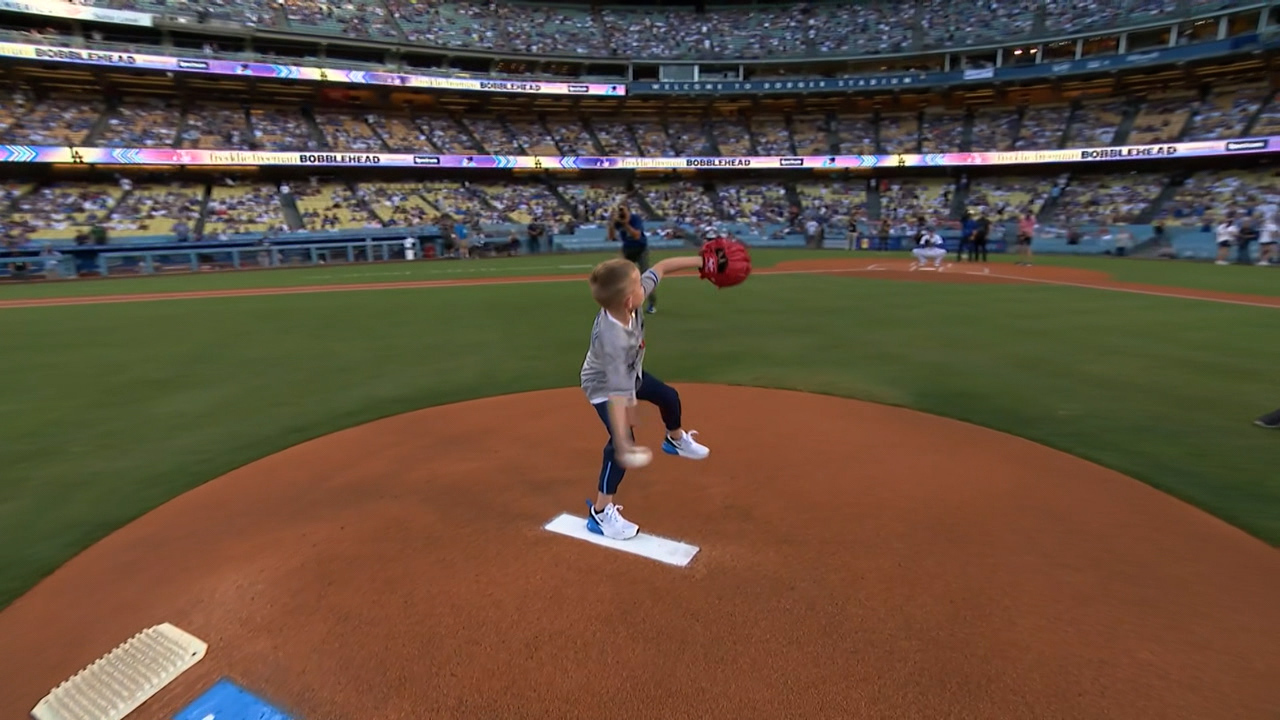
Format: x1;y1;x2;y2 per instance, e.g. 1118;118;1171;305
589;258;639;310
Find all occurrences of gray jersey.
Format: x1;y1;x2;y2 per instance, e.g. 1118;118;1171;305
580;269;659;403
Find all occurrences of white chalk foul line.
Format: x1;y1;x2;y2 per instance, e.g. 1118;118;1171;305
970;270;1280;309
543;513;700;567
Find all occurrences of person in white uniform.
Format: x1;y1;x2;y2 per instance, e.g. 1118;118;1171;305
1257;213;1277;266
912;227;947;269
1215;216;1239;266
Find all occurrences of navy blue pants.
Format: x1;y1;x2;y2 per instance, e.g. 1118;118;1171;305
592;371;682;495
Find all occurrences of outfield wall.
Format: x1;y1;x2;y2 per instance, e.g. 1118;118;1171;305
0;222;1265;279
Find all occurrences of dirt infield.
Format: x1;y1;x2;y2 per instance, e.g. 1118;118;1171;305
1;386;1277;719
2;258;1278;309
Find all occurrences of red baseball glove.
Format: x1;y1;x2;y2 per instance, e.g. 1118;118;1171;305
699;237;752;288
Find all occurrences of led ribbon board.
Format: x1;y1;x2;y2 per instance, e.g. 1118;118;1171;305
6;137;1272;168
0;41;627;96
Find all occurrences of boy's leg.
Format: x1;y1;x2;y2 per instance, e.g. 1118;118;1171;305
591;401;628;504
587;401;638;539
637;372;711;459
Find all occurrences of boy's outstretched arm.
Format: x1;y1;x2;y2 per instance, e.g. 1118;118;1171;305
649;255;703;281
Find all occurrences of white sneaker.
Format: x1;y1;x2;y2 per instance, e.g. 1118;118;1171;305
586;502;639;540
1216;260;1229;265
662;430;710;460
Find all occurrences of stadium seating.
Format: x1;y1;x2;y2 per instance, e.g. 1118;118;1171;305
968;107;1020;151
639;181;718;225
590;120;640;155
878;112;921;154
794;181;865;221
717;182;792;227
880;178;952;222
1182;84;1268;140
420;180;508;225
252;109;318;151
105;183;205;237
711;117;754;157
791;115;833;155
1127;93;1197;145
1065;99;1129;148
1049;172;1166;224
835;117;877;155
84;0;1234;63
1160;169;1280;227
545;117;596;155
294;183;377;231
632;120;678;156
281;0;401;39
361;182;439;227
9;182;123;240
966;177;1047;220
203;184;287;237
559;183;626;224
98;100;183;148
1;95;102;146
315;112;385;152
469;182;565;224
1015;104;1071;150
920;109;968;153
181;106;252;149
0;2;1273;260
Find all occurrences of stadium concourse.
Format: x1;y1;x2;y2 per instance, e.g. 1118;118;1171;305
0;89;1277;253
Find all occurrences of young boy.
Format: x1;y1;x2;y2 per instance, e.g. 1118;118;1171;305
579;255;710;540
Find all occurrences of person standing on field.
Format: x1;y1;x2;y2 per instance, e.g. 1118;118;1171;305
608;202;657;314
971;213;990;262
1214;215;1239;266
1016;211;1036;266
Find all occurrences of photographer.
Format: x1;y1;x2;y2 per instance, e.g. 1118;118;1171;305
608;202;657;314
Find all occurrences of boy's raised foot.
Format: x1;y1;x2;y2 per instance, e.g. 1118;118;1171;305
662;430;710;460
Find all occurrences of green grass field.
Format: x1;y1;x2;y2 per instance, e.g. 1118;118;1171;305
1;250;1278;609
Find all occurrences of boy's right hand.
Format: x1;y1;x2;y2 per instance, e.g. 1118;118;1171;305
617;445;653;469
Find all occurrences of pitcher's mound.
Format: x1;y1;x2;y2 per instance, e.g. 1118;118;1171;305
2;386;1277;719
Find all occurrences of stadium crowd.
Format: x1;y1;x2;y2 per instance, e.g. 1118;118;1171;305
0;79;1274;244
90;0;1229;59
3;166;1278;247
1;85;1266;158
